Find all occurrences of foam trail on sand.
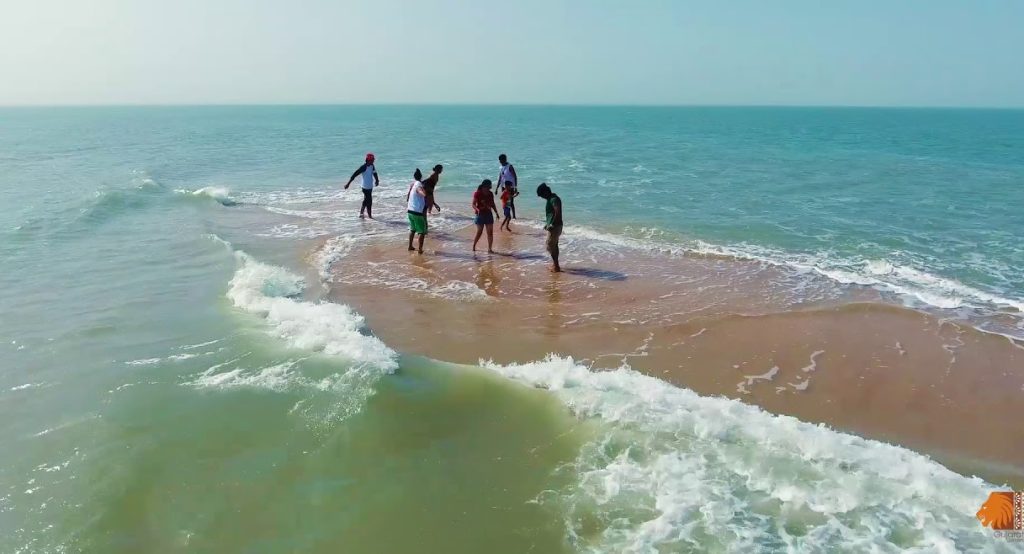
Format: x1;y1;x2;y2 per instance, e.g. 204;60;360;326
314;235;357;281
483;356;1001;552
557;222;1024;335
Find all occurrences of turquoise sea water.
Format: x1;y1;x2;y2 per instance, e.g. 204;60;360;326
2;106;1022;552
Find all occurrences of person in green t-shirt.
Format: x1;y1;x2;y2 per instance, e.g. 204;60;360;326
536;182;563;273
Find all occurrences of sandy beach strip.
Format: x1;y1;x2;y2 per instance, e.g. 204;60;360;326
319;221;1024;487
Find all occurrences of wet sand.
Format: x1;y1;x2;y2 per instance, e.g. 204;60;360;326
320;221;1024;486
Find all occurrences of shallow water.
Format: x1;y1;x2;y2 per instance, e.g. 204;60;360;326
2;106;1020;552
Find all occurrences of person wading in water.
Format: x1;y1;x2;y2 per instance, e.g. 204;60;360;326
421;164;444;214
471;179;500;253
344;153;380;219
406;169;429;253
497;154;519;219
536;182;563;272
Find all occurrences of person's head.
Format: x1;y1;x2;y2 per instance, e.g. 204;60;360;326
413;168;422;181
498;154;507;165
365;153;375;163
536;182;552;199
433;164;444;174
478;179;493;192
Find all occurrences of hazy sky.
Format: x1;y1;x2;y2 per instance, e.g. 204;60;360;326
1;0;1022;107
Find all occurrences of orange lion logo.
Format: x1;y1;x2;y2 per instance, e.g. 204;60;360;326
977;492;1018;530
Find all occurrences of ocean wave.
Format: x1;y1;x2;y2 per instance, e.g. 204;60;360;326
174;186;236;206
74;182;165;225
226;250;398;370
183;246;400;426
190;360;298;391
482;355;1001;552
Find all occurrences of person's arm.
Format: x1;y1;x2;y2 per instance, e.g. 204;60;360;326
509;165;518;184
374;170;380;187
345;164;367;189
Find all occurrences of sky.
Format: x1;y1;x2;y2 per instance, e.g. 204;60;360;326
1;0;1022;107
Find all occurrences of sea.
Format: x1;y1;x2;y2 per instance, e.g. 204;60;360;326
2;106;1022;552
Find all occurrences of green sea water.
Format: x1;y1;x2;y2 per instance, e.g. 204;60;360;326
2;106;1019;552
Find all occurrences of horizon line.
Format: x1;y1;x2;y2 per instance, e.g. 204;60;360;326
1;101;1023;111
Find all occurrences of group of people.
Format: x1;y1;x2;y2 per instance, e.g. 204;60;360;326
344;153;564;272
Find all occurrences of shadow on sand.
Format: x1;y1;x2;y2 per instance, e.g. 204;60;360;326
562;267;628;281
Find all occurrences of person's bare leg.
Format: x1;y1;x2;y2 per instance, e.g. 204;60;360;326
486;223;494;253
417;233;425;254
408;231;416;251
472;225;484;251
547;229;561;272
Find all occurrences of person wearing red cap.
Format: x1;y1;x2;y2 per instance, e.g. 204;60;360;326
344;153;380;219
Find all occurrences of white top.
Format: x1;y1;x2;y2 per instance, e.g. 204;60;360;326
361;164;376;190
407;180;426;213
498;163;516;187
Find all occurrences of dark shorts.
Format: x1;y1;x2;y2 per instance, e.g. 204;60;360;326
475;211;495;225
502;206;511;218
408;211;428;235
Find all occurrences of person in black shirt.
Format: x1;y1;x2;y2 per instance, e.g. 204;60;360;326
536;183;563;272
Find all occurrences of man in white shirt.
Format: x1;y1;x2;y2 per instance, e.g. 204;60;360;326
344;153;380;219
406;168;428;253
497;154;519;219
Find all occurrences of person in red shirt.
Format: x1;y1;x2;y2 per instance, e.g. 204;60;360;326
471;179;501;253
499;183;513;232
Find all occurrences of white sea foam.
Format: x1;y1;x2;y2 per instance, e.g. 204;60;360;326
175;186;235;205
482;356;1001;552
124;358;162;366
800;350;826;373
187;249;399;426
315;235;357;280
191;362;296;391
9;383;44;392
735;365;780;395
789;379;810;391
226;250;398;370
178;339;222;351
